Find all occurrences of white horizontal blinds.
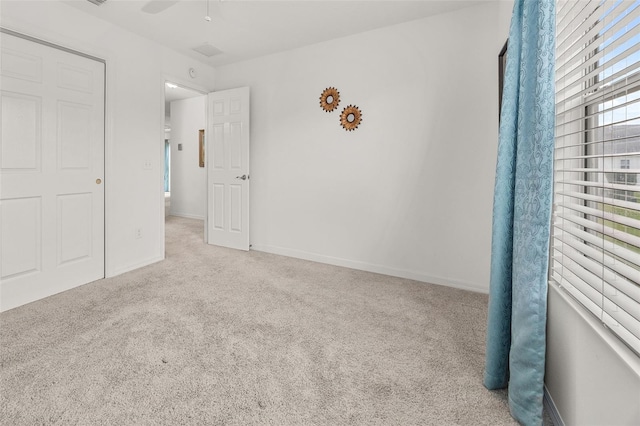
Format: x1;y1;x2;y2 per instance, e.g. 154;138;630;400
554;0;640;355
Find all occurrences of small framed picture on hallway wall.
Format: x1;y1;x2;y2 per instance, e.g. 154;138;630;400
199;129;205;167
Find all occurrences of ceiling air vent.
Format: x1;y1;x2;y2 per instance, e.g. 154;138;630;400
86;0;107;5
193;43;223;58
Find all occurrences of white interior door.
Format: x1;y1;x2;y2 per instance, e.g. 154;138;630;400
0;32;105;311
207;87;250;250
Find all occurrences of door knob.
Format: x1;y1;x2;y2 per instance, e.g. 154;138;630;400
235;174;247;180
96;178;102;184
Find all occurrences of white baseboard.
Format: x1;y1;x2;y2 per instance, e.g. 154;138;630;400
544;386;564;426
250;244;488;294
167;212;205;220
108;254;164;278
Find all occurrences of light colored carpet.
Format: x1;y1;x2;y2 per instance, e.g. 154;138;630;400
1;216;532;425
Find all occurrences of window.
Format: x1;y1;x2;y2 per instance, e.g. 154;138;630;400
554;0;640;355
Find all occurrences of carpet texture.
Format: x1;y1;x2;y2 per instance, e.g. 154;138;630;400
2;216;531;425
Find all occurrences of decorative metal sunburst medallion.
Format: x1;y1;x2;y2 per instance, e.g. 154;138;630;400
340;105;362;131
319;87;340;112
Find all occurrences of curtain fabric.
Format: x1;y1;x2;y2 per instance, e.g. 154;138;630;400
484;1;555;426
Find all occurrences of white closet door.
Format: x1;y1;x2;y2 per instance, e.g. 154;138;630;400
0;32;105;311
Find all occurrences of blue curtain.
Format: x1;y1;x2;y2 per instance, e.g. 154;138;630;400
164;140;170;192
484;1;555;426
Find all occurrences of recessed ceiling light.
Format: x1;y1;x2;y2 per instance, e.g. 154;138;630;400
166;83;178;89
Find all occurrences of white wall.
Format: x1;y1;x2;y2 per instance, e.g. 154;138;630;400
169;96;206;219
214;2;505;293
0;0;216;276
546;285;640;425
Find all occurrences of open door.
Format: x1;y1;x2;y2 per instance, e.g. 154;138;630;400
206;87;250;250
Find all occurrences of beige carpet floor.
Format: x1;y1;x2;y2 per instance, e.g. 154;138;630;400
1;216;539;425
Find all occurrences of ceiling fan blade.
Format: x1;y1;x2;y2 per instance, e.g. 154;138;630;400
141;0;180;14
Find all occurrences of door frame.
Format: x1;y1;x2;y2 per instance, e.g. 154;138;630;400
160;76;210;250
0;27;108;281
